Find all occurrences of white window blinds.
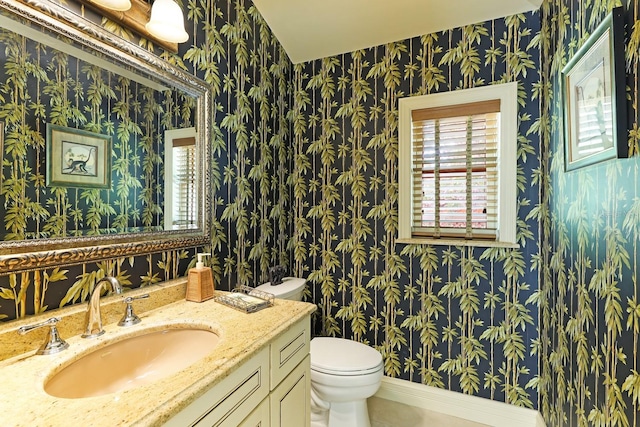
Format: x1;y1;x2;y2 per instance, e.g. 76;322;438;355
171;136;197;229
411;100;500;240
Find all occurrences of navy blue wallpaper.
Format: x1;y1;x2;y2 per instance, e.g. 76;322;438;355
544;1;640;425
290;14;543;407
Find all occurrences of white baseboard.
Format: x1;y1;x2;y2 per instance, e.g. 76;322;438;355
374;377;546;427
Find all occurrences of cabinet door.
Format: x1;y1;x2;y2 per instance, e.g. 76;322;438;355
239;397;270;427
270;355;310;427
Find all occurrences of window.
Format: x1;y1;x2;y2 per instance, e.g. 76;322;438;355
398;83;517;246
164;127;198;230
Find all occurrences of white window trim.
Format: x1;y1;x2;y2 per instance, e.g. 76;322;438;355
164;127;198;231
398;82;518;248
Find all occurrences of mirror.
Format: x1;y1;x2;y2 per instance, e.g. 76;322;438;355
0;0;211;274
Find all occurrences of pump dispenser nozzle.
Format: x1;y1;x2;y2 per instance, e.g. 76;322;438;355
196;253;211;268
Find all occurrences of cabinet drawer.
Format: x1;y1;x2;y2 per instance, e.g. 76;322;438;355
164;347;269;427
270;318;310;389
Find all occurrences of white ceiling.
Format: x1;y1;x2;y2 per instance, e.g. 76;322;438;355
252;0;543;64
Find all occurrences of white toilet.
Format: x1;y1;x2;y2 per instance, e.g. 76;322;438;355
255;277;384;427
309;336;383;427
255;276;307;301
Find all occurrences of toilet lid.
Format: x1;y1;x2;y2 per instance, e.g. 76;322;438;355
310;337;383;375
255;277;305;299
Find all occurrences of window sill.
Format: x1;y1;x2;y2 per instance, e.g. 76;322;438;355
396;237;519;249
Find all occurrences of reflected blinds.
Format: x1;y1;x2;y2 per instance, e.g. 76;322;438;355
172;136;197;228
574;95;614;160
411;100;500;240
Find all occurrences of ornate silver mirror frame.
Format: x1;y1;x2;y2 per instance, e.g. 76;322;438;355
0;0;211;273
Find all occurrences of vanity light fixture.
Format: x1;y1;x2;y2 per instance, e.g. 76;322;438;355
145;0;188;43
90;0;132;11
77;0;186;52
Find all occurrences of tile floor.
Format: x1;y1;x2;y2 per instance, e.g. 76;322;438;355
368;396;490;427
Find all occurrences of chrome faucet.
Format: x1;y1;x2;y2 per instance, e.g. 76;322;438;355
18;317;69;355
82;276;123;338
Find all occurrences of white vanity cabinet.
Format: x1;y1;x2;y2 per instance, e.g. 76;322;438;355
164;315;311;427
239;397;270;426
164;346;270;427
268;316;311;427
269;355;310;427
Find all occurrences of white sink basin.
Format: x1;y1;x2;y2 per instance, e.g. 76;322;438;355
45;327;220;399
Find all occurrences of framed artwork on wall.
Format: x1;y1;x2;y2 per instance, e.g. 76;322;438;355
561;6;626;171
46;124;112;189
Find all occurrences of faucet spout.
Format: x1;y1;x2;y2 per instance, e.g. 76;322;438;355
82;276;123;338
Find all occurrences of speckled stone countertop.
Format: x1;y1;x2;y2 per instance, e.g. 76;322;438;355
0;278;316;426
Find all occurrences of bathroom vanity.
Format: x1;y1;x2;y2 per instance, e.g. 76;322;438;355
165;310;311;426
0;279;316;426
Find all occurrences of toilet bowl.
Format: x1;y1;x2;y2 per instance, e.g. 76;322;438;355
256;276;384;427
310;337;383;427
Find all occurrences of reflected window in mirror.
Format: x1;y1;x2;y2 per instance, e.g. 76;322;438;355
164;128;198;230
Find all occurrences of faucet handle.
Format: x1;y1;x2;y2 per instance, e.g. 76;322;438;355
118;294;149;327
18;317;69;355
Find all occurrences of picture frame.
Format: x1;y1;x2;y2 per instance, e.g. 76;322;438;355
46;124;111;189
561;6;626;171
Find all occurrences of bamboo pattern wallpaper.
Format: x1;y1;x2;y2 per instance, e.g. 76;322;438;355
0;0;291;321
0;0;547;415
6;0;640;425
290;13;543;408
543;0;640;426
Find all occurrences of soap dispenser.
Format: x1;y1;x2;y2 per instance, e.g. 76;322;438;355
186;252;214;302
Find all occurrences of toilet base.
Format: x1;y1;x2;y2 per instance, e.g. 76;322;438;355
311;398;371;427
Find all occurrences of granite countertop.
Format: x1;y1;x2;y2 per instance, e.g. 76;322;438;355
0;279;316;427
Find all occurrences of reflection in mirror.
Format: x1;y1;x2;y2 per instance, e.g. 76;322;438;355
164;127;198;231
0;0;210;274
0;15;193;240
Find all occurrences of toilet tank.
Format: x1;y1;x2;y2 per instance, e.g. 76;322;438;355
255;277;306;301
